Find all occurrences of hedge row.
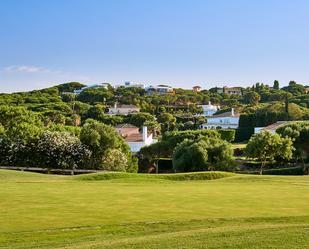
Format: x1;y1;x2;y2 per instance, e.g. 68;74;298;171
241;166;305;175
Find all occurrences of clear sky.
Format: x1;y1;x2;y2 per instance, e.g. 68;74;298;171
1;0;309;93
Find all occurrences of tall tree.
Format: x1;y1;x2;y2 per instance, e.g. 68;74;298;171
242;91;261;105
273;80;280;90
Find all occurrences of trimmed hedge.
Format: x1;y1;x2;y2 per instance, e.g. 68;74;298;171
240;166;304;175
218;129;236;142
235;127;254;142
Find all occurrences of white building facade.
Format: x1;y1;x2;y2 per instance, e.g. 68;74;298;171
200;108;239;129
199;102;220;117
116;125;155;152
145;85;174;94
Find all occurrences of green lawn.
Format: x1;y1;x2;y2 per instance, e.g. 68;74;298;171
0;170;308;248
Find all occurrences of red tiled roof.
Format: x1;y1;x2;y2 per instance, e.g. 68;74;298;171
125;133;143;142
115;123;138;129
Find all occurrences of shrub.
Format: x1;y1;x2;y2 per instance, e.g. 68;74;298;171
235;127;254;142
218;129;236;142
244;131;294;174
101;149;128;171
140;129;219;160
172;137;234;172
36;131;91;169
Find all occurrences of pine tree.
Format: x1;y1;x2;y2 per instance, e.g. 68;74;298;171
273;80;280;90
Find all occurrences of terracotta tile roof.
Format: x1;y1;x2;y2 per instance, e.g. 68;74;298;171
116;123;138;129
125;133;143;142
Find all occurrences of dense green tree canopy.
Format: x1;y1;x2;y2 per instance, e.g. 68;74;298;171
172;137;234;172
245;131;294;174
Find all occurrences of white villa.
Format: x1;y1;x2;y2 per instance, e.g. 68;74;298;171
199;102;220;117
116;124;155;152
200;108;240;129
145;85;174;94
108;103;140;115
115;81;145;89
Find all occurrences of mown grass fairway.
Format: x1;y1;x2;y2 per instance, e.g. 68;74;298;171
0;170;308;248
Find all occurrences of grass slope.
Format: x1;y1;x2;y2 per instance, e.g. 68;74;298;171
0;170;308;248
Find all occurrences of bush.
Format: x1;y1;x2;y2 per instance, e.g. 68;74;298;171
244;131;294;174
241;166;304;175
263;166;304;175
101;149;128;171
172;137;234;172
218;129;236;142
36;131;91;169
140;129;220;160
235;127;254;142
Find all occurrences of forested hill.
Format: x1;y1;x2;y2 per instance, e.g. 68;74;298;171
0;81;309;130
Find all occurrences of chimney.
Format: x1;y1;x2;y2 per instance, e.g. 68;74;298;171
231;108;235;116
208;101;211;105
114;102;117;108
142;126;148;142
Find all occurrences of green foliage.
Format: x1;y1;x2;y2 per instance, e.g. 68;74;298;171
244;131;294;174
273;80;280;90
80;120;132;170
0;105;44;142
144;120;161;135
127;112;155;127
0;105;43;129
217;129;236;142
282;81;306;95
83;105;124;126
101;149;128;171
36;131;91;169
245;166;305;175
276;122;309;162
140;129;220;161
242;91;261;105
157;112;177;132
183;120;194;130
239;110;289;128
77;88;113;103
172;137;234;172
55;82;85;93
48;124;81;136
235;127;254;142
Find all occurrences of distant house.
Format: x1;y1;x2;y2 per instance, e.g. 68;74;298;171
198;102;220;117
73;83;109;94
115;81;145;89
254;120;309;134
116;124;155;152
200;108;240;129
305;87;309;94
223;87;243;95
145;85;174;95
192;86;202;92
109;103;140;115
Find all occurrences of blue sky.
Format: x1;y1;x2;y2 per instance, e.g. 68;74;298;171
1;0;309;93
